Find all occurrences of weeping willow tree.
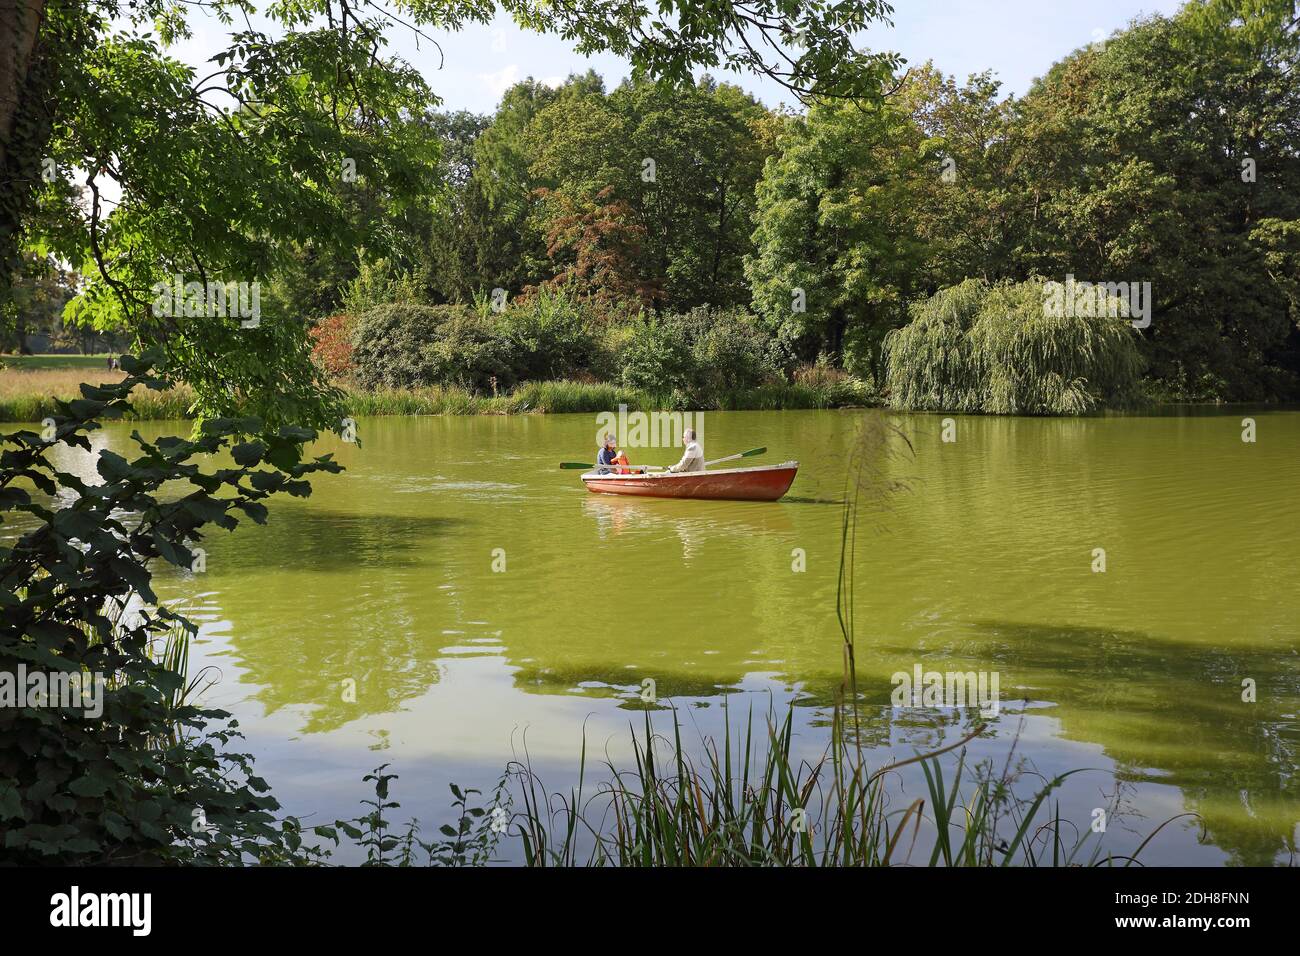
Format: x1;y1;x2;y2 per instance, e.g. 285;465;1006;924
883;278;1144;414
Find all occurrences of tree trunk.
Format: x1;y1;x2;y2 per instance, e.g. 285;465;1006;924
710;178;727;295
0;0;48;176
827;307;847;362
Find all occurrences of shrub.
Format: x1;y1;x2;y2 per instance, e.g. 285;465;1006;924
351;303;449;389
498;286;599;381
619;314;698;394
309;313;357;378
619;309;778;403
351;303;515;392
341;257;423;317
692;309;778;394
425;311;517;393
883;278;1144;414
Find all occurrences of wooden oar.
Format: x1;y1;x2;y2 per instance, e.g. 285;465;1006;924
558;461;662;471
704;446;766;467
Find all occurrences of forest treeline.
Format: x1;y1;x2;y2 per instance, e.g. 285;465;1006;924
259;3;1300;409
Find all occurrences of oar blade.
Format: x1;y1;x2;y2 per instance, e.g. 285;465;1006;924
739;446;767;458
559;462;594;470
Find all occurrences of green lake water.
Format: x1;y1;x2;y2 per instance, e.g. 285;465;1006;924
49;407;1300;864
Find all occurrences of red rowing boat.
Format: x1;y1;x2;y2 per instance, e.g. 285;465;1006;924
582;462;799;501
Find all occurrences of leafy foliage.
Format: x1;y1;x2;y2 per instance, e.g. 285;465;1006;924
308;313;357;378
350;302;515;392
348;295;793;407
618;314;698;396
883;279;1145;414
314;764;511;867
746;97;931;378
525;77;776;310
0;354;341;864
497;286;605;381
533;186;661;309
619;308;779;404
1000;1;1300;398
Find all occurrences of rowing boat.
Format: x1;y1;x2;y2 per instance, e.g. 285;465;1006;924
581;462;798;501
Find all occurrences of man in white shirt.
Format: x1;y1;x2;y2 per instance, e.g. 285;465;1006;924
664;428;704;473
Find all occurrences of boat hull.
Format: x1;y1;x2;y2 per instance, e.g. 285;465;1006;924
582;462;798;502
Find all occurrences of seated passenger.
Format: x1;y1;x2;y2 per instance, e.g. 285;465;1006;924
596;433;619;474
664;428;704;473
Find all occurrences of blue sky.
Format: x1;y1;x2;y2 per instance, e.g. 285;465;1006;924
168;0;1188;113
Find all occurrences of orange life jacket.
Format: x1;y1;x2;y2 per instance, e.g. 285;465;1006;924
612;452;631;474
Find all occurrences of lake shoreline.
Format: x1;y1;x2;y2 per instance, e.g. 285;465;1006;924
3;367;1293;423
0;373;877;422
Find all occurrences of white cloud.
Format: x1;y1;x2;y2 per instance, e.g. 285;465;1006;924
541;75;565;88
477;63;520;100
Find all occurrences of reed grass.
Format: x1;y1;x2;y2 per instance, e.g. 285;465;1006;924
0;369;872;422
339;379;873;416
509;705;1126;866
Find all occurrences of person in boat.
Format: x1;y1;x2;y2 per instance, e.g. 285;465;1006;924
664;428;704;473
596;433;632;474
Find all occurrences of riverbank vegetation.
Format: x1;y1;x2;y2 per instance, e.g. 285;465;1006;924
0;361;866;422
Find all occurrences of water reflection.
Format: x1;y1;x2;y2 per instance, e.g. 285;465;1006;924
581;494;796;560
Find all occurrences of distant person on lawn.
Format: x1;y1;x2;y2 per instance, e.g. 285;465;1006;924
665;428;704;473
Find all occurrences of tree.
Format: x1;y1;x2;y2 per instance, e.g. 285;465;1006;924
883;278;1144;414
472;76;603;299
534;185;661;309
612;78;775;309
0;252;82;353
898;64;1018;289
746;96;932;380
525;76;776;310
1003;1;1300;398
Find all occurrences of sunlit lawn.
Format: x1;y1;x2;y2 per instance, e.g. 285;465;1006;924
1;353;116;370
